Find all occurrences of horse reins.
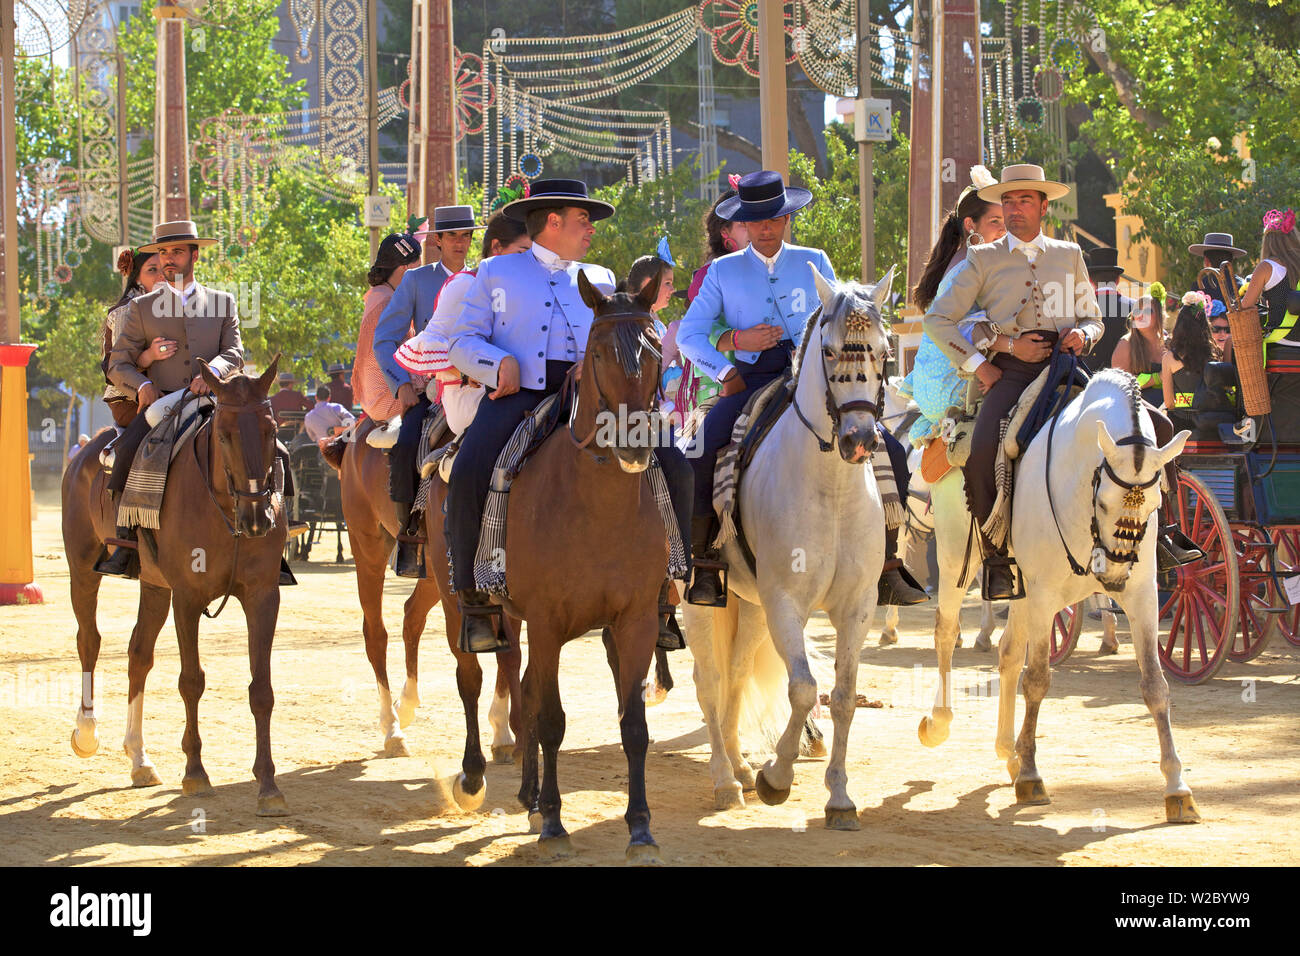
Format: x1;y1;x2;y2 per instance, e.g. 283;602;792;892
567;313;662;463
793;306;888;454
193;396;276;618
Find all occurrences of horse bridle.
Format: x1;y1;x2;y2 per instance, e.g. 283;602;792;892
195;396;276;537
568;313;663;462
1045;410;1161;577
793;306;888;454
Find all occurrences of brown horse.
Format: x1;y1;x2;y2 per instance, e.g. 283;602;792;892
332;412;523;805
463;272;671;862
63;357;288;815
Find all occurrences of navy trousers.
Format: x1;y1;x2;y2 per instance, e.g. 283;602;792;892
388;394;430;504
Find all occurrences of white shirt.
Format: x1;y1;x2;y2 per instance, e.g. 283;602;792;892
752;242;784;273
166;279;198;303
1258;258;1288;290
530;242;571;274
304;400;356;442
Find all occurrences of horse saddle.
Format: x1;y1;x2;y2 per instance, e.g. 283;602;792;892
727;373;795;480
1004;352;1089;461
365;415;403;448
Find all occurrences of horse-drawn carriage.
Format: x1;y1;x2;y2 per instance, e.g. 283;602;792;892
286;435;346;562
1050;353;1300;683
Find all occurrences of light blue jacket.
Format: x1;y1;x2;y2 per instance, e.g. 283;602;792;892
678;243;836;381
374;261;454;394
448;247;616;391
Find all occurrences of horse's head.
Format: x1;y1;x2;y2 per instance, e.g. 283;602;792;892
801;263;896;463
1088;373;1189;588
198;353;281;537
577;269;663;473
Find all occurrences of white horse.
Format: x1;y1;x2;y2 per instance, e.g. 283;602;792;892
877;378;1000;650
682;266;892;830
932;369;1200;821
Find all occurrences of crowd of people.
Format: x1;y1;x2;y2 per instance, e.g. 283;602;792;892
87;164;1300;630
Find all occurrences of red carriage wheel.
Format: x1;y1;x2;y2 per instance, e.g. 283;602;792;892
1050;601;1082;665
1265;527;1300;648
1228;525;1277;662
1157;472;1238;684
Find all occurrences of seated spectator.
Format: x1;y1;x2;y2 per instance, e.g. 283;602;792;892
304;385;356;442
1114;282;1169;407
1163;294;1222;434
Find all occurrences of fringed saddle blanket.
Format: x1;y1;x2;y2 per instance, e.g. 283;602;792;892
712;377;903;552
463;394;687;596
117;393;212;530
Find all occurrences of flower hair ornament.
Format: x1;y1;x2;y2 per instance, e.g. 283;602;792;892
1148;280;1166;304
1262;208;1296;233
1181;289;1212;314
116;247;138;275
970;165;997;190
727;173;742;191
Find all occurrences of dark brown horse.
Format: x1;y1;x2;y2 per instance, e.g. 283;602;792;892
332;411;522;806
63;358;288;815
463;272;671;862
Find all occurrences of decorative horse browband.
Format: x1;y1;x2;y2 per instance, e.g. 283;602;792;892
794;305;888;453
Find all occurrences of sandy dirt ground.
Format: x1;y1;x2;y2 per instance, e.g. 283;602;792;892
2;495;1298;866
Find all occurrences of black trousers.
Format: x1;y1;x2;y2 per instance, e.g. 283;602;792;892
388;394;430;505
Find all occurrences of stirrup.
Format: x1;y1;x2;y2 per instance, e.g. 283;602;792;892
458;600;509;654
981;554;1024;602
686;557;728;608
393;532;427;579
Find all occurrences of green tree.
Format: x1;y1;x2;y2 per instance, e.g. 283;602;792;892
37;293;112;464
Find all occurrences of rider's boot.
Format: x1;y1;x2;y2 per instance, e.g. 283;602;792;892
1156;524;1204;571
686;515;727;607
981;549;1024;602
457;589;510;654
657;579;686;650
878;526;929;606
94;524;140;579
278;556;298;586
392;500;426;579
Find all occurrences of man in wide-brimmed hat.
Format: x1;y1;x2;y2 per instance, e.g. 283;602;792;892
325;362;353;410
1189;232;1248;309
98;219;242;578
373;205;484;571
924;164;1110;599
445;178;695;654
270;370;313;425
676;169;927;608
1085;245;1134;369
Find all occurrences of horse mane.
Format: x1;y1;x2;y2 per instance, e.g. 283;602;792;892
1085;366;1148;472
605;316;661;376
792;280;879;381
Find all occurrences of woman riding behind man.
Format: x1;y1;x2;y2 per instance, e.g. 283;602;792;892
101;248;166;428
901;166;1006;448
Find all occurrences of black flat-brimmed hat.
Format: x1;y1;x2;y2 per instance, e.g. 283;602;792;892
501;179;614;223
138;219;218;253
714;170;813;223
1189;232;1246;258
1086;246;1125;282
374;232;422;270
430;205;483;233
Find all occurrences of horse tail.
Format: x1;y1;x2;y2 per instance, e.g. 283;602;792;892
734;615;837;754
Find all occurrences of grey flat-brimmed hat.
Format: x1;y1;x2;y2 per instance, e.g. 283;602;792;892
138;220;218;253
1188;232;1246;259
430;205;483;233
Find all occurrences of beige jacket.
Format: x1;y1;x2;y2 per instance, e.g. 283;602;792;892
108;282;243;396
923;233;1104;369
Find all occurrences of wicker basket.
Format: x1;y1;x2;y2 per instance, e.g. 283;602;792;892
1226;305;1272;416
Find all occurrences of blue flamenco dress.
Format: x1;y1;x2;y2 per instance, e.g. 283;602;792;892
897;259;991;448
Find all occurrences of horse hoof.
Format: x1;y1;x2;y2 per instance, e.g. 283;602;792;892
918;716;949;748
645;685;669;708
955;636;964;648
453;772;486;811
537;835;574;861
878;631;898;647
182;773;214;797
257;793;290;817
71;728;98;758
490;745;515;765
754;769;790;806
1097;642;1118;657
528;811;543;834
626;842;662;866
734;763;757;791
714;785;744;810
801;736;828;759
131;765;162;788
383;736;409;758
824;807;859;831
973;635;993;653
1014;778;1051;805
1165;793;1201;824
